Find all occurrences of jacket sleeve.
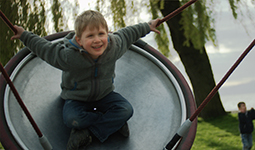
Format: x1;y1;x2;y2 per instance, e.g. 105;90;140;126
113;22;151;59
251;108;255;119
20;31;71;70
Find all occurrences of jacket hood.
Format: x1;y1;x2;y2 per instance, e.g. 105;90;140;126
64;32;84;52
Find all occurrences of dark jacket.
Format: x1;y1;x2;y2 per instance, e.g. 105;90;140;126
238;108;255;134
20;23;151;102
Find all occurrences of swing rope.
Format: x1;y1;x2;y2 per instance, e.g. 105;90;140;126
151;0;255;149
190;39;255;122
0;10;52;150
156;0;198;27
0;10;17;34
2;1;254;149
165;39;255;150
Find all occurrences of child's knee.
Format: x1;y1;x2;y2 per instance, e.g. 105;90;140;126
122;103;134;119
128;105;134;117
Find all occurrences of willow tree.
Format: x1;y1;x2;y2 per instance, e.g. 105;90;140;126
157;0;225;119
96;0;251;119
0;0;78;66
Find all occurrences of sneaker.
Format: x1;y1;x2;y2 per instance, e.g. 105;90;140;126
118;122;130;137
67;128;92;150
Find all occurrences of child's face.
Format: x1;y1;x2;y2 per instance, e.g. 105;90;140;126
239;104;247;113
76;25;108;59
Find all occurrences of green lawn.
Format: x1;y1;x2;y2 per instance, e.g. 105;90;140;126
0;143;3;150
192;112;255;150
0;113;254;149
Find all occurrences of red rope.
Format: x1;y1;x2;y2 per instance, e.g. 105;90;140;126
153;0;255;122
190;39;255;121
0;63;43;137
0;10;43;138
0;10;17;34
156;0;198;27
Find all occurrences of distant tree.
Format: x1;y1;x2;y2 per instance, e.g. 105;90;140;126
0;0;78;65
96;0;254;119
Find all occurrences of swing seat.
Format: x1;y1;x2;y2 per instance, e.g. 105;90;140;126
0;31;197;150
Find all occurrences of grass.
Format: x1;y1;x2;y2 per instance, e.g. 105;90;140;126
0;113;254;149
0;143;3;150
192;112;255;150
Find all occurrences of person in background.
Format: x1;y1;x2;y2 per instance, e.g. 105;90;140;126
238;102;255;150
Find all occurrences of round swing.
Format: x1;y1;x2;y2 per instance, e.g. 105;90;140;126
0;31;197;150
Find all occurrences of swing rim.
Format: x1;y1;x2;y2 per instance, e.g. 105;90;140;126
0;31;197;150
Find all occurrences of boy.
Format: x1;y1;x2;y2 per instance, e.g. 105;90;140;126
11;10;160;149
238;102;255;150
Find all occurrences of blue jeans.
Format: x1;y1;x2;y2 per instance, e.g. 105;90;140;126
241;133;253;150
62;91;133;142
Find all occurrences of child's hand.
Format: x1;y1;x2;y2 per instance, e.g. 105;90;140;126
11;25;25;40
148;19;161;34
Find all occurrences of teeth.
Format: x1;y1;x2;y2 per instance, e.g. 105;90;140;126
93;46;102;49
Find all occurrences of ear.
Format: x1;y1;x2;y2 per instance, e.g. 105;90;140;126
75;36;81;46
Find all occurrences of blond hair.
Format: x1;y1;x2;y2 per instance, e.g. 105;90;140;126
74;10;108;38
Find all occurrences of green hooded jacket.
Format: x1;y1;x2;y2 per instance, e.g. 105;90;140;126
20;23;151;102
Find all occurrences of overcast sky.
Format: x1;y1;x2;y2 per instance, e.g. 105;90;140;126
194;1;255;111
77;0;255;111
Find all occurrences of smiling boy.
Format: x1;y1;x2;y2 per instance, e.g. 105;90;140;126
74;13;109;60
76;25;108;59
11;10;160;149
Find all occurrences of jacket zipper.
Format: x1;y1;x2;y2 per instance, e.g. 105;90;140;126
93;62;99;99
81;52;101;101
88;59;100;101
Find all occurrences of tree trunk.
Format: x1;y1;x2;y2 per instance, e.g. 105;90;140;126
159;0;226;119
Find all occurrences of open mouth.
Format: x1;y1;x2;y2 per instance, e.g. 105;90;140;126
92;45;103;50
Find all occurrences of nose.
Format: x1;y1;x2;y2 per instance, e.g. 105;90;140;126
93;36;100;43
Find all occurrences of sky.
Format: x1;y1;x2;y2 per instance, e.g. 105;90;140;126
76;0;255;111
202;1;255;111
